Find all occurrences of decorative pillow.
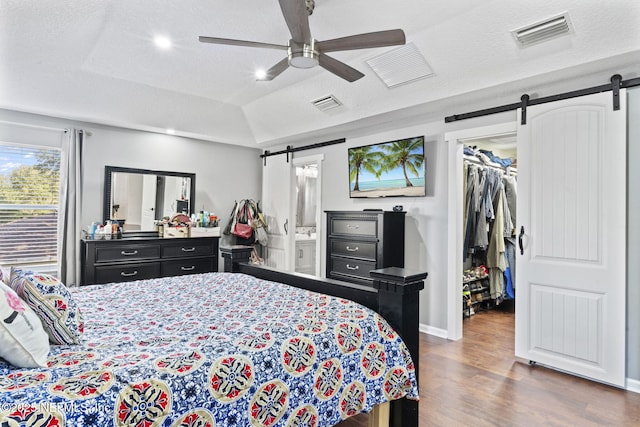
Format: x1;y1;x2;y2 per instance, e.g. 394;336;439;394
0;282;50;367
10;268;84;345
8;267;31;294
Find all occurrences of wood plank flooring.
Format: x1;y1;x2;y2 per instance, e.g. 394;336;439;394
337;310;640;427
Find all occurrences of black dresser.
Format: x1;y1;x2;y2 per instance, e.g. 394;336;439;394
325;210;405;286
81;236;219;285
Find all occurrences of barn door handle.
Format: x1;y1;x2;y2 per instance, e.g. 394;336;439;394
284;219;288;235
518;226;525;255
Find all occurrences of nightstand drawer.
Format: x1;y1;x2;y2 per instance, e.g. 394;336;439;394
329;257;376;279
95;262;161;284
161;258;215;276
329;239;376;260
330;218;377;237
162;241;215;258
95;244;160;263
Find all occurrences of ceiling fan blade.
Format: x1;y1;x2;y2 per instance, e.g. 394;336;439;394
198;36;287;51
317;29;406;53
318;53;364;82
259;57;290;81
278;0;312;44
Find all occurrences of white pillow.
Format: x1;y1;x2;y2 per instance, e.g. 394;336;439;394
0;282;50;368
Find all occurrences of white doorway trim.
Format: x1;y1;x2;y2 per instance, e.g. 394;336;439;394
445;122;516;340
292;154;324;277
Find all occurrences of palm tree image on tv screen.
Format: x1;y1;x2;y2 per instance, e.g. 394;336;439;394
348;136;425;198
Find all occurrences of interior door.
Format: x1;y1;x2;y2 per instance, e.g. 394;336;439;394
515;91;627;387
262;155;294;271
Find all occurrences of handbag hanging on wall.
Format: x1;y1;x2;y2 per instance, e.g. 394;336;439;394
232;204;254;239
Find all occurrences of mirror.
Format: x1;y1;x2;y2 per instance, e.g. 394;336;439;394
104;166;195;233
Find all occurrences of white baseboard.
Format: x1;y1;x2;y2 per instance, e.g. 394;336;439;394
627;378;640;394
419;323;448;339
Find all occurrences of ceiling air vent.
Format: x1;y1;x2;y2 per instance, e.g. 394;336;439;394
312;94;342;112
366;42;434;88
512;13;572;47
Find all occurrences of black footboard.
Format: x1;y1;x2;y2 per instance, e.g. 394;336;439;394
221;246;427;427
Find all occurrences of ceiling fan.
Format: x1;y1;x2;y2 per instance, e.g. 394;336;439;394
198;0;406;82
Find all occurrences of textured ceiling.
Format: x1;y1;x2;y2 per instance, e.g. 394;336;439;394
1;0;639;148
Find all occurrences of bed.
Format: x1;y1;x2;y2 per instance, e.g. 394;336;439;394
0;252;425;427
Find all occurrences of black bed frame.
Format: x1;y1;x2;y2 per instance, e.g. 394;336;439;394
221;246;427;427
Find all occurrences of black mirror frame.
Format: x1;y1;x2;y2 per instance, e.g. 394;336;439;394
103;166;196;235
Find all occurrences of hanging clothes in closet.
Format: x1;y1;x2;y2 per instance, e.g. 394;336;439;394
463;146;517;304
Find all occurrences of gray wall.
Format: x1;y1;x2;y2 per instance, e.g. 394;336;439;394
0;108;262;252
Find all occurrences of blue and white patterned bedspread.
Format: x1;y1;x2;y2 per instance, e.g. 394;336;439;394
0;272;418;426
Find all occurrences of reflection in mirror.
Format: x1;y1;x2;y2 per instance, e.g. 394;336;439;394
296;164;318;227
104;166;195;233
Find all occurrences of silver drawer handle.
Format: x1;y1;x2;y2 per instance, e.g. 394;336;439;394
346;264;359;270
121;271;138;277
181;266;196;271
121;250;138;256
181;247;196;252
345;246;359;252
347;224;359;229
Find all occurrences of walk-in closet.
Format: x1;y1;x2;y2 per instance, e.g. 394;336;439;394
462;136;517;319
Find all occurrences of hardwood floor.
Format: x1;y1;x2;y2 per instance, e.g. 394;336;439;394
337;309;640;427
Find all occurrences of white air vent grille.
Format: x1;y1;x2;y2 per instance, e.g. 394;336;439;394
366;42;434;88
312;94;342;112
512;13;572;47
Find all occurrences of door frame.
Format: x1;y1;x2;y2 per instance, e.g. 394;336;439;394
292;154;324;277
445;122;516;340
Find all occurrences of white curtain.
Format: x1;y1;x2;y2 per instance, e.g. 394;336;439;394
58;129;83;286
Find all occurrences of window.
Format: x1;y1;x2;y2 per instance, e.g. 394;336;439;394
0;143;61;269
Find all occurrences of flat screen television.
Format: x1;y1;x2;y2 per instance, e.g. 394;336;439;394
348;135;425;198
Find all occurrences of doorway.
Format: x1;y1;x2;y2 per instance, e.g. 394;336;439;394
446;122;516;340
292;155;323;277
460;134;517;320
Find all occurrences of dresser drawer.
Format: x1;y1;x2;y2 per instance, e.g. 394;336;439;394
95;262;161;284
329;239;376;260
330;218;377;237
329;257;376;280
95;244;160;263
161;241;215;258
161;258;215;277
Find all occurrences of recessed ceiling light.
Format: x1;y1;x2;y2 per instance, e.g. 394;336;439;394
255;69;267;80
154;36;172;49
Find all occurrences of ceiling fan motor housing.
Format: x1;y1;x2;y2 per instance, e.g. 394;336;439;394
288;40;319;68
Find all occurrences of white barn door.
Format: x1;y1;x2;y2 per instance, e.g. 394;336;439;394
261;155;294;271
515;91;627;387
